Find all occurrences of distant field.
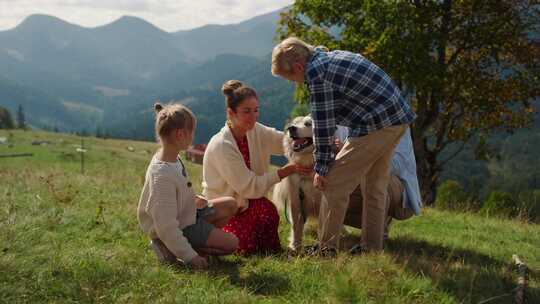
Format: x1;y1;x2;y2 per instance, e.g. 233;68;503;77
1;130;538;303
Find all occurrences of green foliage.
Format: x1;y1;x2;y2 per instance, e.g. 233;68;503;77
517;190;540;222
288;84;311;118
289;102;310;118
440;116;540;208
481;191;517;218
0;106;15;129
485;128;540;194
436;177;540;223
293;84;310;104
435;180;470;211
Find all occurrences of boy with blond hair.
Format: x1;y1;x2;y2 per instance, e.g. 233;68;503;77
272;37;416;256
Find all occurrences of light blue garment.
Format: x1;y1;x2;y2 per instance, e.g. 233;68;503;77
389;128;422;214
335;126;422;215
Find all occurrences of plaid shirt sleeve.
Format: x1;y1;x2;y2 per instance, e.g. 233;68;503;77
309;79;337;176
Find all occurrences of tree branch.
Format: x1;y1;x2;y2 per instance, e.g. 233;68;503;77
436;107;465;153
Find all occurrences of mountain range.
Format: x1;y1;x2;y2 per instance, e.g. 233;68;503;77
0;8;293;140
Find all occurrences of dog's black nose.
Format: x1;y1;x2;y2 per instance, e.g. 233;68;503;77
287;126;297;133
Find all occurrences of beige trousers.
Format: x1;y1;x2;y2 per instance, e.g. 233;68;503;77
343;174;414;236
318;124;407;251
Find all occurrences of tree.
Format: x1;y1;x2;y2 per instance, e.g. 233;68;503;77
17;104;26;129
289;89;311;118
278;0;540;204
0;106;15;129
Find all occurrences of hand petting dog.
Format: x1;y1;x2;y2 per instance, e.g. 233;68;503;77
313;173;328;191
278;163;313;180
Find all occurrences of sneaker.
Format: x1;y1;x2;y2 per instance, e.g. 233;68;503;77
319;246;338;258
150;239;177;264
349;244;366;256
304;244;337;258
303;244;320;256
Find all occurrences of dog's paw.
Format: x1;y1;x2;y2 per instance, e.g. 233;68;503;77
286;245;303;256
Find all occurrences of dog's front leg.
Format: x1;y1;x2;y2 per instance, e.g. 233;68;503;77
286;176;304;251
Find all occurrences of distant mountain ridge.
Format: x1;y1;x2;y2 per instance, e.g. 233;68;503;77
173;9;284;62
0;9;283;84
0;8;288;133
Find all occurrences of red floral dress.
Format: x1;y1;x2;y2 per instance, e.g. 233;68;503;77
222;135;282;255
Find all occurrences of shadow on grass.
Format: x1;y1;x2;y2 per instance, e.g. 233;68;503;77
288;222;539;302
386;236;540;304
207;257;291;296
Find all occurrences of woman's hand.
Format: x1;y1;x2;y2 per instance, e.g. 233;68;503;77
277;163;313;179
195;195;208;209
189;255;209;269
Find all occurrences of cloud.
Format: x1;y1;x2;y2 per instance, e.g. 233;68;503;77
60;0;153;12
0;0;293;31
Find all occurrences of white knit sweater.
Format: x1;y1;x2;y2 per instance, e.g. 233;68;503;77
137;155;198;263
202;122;284;209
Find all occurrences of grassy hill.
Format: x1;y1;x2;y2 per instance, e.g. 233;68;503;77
1;130;539;303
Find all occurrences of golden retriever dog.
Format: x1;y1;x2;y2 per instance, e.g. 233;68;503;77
272;115;323;251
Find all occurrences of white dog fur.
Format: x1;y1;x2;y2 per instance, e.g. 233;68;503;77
272;115;323;251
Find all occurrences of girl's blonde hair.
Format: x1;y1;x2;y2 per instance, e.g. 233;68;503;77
153;102;196;141
271;37;315;76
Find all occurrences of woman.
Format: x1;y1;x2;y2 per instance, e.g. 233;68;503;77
202;80;310;255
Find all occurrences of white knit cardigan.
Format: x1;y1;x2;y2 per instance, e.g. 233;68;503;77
138;156;198;262
202;122;284;209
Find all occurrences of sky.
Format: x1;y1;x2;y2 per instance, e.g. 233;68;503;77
0;0;294;32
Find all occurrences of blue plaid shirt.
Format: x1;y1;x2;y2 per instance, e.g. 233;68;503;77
306;47;416;176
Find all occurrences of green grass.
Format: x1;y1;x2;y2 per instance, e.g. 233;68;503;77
1;130;539;303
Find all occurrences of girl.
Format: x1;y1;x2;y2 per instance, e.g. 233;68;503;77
138;102;239;269
202;80;311;255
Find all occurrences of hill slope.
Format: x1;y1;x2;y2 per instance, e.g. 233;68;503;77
1;130;538;303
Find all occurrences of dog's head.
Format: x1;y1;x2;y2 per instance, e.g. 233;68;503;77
284;115;314;154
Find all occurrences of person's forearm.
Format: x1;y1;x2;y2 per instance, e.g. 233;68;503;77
277;164;294;180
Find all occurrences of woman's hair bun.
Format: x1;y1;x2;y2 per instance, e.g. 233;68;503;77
221;80;243;97
154;102;164;114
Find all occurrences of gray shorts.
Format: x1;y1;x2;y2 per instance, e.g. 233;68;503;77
182;206;216;248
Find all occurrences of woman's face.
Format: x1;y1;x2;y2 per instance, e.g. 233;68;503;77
230;96;259;131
